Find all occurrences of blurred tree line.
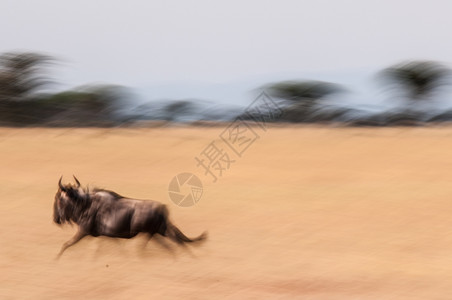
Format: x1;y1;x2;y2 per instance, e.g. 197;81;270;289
259;60;452;125
0;52;127;126
1;51;452;126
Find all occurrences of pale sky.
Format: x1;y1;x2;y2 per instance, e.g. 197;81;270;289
1;0;452;104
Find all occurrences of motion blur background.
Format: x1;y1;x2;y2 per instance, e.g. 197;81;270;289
2;0;452;124
3;1;452;299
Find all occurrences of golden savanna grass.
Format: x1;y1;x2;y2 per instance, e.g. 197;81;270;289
1;126;452;299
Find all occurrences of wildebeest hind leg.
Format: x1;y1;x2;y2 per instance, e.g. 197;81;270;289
139;233;154;250
153;234;176;257
56;230;87;259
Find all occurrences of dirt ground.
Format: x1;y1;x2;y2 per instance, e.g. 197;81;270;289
2;126;452;299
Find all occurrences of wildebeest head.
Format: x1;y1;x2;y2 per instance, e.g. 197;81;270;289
53;175;89;225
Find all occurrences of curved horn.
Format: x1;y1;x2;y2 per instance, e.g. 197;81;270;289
58;176;66;191
73;175;81;188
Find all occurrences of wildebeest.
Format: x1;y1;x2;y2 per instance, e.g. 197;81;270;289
53;176;206;257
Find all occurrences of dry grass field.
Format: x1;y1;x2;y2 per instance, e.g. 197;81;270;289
2;126;452;299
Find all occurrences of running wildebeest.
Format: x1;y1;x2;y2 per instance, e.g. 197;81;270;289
53;176;206;257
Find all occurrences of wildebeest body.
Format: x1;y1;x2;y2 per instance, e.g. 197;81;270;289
89;196;167;238
54;177;206;257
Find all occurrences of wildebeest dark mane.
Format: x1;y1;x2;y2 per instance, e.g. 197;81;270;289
55;185;125;226
91;187;124;200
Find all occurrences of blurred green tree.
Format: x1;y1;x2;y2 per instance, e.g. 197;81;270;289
379;60;452;101
0;52;53;101
266;80;345;122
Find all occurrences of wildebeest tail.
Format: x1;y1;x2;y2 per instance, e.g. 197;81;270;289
166;223;207;244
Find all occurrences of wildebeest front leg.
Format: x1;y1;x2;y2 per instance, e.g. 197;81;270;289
56;230;87;258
